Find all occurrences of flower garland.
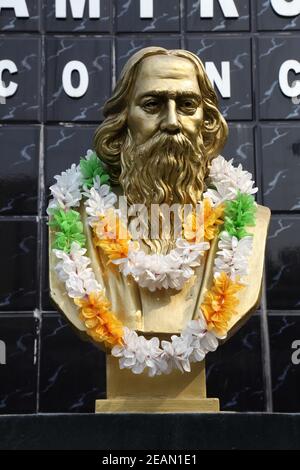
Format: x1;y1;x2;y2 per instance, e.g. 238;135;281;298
86;197;212;292
48;151;258;376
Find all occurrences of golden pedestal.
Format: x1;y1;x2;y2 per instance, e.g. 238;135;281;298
95;355;219;413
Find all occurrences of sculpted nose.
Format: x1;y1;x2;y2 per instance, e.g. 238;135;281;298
160;100;180;134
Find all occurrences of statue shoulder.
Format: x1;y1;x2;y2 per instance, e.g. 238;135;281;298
253;203;271;238
226;203;271;339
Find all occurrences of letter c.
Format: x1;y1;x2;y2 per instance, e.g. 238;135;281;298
0;60;18;98
279;60;300;98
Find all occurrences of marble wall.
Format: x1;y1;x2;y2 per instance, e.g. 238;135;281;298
0;0;300;413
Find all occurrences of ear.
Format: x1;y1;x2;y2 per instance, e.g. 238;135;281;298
202;109;228;158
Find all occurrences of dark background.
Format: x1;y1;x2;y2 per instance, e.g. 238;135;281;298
0;0;300;414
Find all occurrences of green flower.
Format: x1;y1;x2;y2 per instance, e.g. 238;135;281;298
49;208;86;253
223;192;256;239
80;151;110;189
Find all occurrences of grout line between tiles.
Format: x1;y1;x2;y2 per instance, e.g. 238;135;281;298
260;269;274;412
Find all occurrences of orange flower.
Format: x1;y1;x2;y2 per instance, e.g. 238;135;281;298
203;198;224;241
183;199;224;243
201;272;244;336
183;209;202;243
94;238;129;262
92;209;130;262
74;291;124;347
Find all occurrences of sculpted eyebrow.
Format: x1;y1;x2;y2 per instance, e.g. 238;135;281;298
140;91;201;101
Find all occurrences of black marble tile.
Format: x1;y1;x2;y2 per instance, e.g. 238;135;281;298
116;36;181;77
260;124;300;211
0;37;41;121
186;0;250;32
258;36;300;120
266;216;300;310
269;314;300;412
42;218;61;312
0;315;37;413
44;0;112;32
0;220;38;311
0;125;39;215
116;0;180;33
46;37;111;122
0;0;40;32
44;125;97;212
206;316;264;411
257;0;300;31
39;315;106;412
223;123;255;175
186;36;252;120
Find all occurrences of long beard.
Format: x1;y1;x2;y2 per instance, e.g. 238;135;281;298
119;131;207;253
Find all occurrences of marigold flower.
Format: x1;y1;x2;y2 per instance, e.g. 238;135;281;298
204;198;224;241
183;199;224;242
183;209;203;242
92;209;130;262
201;272;244;336
74;291;124;347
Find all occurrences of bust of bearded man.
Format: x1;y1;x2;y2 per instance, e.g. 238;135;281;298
49;47;270;345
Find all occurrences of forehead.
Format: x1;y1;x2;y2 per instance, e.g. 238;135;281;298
132;55;200;97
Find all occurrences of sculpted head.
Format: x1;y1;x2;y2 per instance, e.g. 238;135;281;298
94;47;228;208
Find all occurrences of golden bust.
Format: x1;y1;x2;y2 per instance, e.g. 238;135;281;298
50;47;270;342
49;47;270;411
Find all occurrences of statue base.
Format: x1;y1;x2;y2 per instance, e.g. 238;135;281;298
95;398;219;413
95;355;220;413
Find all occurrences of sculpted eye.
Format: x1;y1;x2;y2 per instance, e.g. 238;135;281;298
179;99;198;113
142;100;160;112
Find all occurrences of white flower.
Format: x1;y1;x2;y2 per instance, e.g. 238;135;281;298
112;238;210;292
84;149;109;170
181;317;207;363
53;242;101;298
174;239;210;266
112;318;221;377
183;317;207;338
161;335;194;373
84;181;117;225
204;182;238;206
214;231;253;281
204;155;258;206
112;328;167;377
84;149;94;160
65;272;86;298
47;164;82;213
201;331;219;352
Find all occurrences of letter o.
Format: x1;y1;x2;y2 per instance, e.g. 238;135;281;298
271;0;300;17
62;60;89;98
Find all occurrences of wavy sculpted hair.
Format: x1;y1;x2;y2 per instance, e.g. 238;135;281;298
94;47;228;185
